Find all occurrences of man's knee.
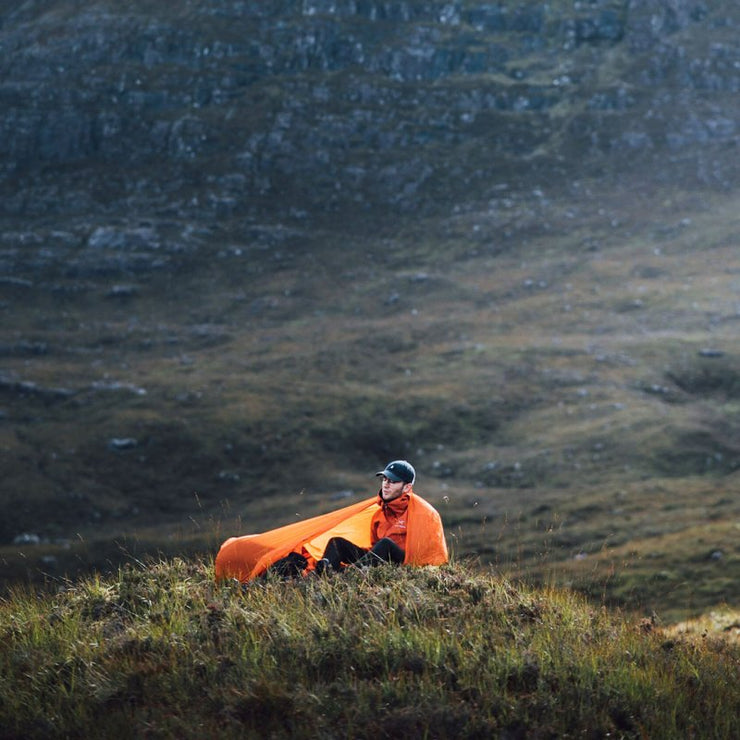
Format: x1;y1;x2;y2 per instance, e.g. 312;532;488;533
371;537;405;563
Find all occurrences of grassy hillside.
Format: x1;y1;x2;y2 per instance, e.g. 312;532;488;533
1;0;739;628
2;180;738;623
1;559;738;739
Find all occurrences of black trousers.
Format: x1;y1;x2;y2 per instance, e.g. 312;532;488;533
322;536;405;570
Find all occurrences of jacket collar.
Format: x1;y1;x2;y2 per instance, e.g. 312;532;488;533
377;490;411;513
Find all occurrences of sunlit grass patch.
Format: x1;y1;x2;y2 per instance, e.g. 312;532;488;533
667;607;740;644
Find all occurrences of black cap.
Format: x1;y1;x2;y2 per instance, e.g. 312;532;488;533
375;460;416;484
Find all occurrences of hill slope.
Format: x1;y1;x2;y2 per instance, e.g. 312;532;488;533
1;560;738;738
0;1;739;621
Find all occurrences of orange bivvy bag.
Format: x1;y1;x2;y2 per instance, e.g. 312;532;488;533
214;491;448;583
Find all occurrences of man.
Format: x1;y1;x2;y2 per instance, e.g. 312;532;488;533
316;459;416;573
214;459;447;583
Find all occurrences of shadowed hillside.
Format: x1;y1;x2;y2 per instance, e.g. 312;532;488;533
1;0;739;622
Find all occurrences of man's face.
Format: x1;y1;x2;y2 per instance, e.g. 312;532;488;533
380;475;407;501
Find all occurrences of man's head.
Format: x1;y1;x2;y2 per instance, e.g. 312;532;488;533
376;460;415;501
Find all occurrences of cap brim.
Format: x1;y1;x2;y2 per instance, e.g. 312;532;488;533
376;470;403;482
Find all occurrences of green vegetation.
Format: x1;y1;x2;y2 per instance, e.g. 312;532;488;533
1;4;738;736
1;559;737;739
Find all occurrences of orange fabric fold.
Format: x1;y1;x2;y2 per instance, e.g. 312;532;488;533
214;491;448;583
404;493;449;566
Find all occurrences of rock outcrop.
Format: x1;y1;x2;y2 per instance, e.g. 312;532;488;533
1;0;737;234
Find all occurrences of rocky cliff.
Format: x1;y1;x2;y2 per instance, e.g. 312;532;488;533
1;0;738;237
